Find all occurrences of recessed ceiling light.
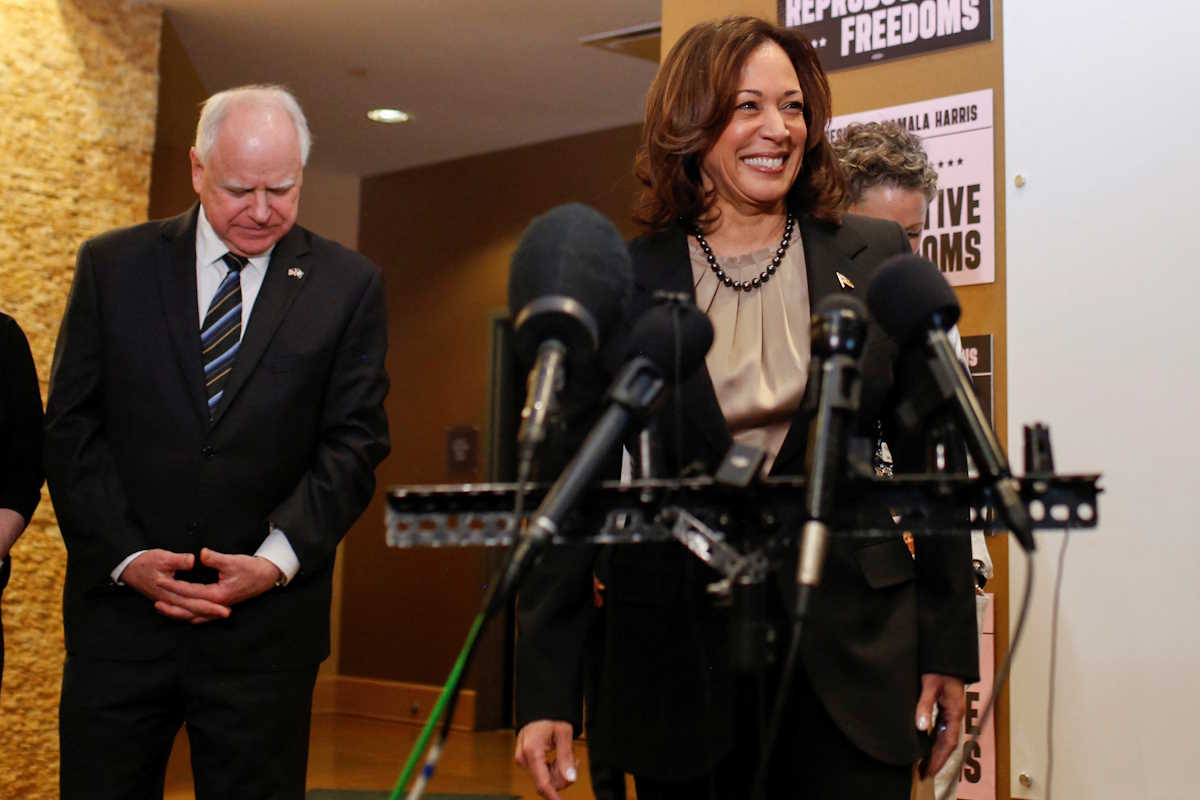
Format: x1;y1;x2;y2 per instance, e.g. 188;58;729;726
367;108;410;124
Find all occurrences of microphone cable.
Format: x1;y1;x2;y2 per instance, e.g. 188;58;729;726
752;295;868;800
1043;524;1071;800
642;292;721;799
672;299;721;800
750;607;805;799
936;539;1037;800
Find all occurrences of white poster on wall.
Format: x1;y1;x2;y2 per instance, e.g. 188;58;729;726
830;89;995;287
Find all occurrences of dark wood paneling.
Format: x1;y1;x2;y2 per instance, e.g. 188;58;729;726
149;16;208;220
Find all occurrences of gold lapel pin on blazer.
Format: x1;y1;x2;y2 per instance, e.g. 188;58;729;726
287;267;304;279
836;271;855;289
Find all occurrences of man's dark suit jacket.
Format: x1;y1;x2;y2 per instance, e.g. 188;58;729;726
45;206;390;670
516;214;978;780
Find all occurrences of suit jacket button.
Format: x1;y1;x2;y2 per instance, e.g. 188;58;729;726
187;521;199;533
201;446;215;459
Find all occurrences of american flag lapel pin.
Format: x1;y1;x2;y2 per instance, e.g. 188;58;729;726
836;271;854;290
288;267;304;280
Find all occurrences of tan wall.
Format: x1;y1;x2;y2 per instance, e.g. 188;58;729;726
296;165;361;253
660;2;1011;797
0;1;162;797
340;124;642;723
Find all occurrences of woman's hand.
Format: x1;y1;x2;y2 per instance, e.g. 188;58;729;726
915;672;966;777
514;719;577;800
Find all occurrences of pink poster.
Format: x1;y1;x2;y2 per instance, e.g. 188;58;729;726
829;90;997;287
958;593;996;799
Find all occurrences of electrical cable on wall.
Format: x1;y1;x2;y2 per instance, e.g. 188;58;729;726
1044;526;1071;800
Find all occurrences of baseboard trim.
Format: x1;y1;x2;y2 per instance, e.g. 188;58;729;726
313;675;477;731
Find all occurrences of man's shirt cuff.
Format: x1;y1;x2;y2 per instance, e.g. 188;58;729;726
256;526;300;585
112;550;147;584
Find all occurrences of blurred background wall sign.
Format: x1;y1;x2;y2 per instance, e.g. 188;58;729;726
961;334;994;427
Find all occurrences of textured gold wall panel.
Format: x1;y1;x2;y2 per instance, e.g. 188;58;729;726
0;1;162;796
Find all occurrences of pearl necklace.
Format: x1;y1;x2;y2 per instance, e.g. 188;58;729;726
693;214;795;293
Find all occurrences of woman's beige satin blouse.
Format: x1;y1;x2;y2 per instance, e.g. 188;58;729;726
689;234;811;473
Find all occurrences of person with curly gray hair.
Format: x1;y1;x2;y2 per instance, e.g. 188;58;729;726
835;121;939;253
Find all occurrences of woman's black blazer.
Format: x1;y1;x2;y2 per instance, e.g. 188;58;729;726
516;213;979;779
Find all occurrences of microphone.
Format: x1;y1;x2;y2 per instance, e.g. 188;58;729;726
753;295;870;800
508;203;633;482
793;294;869;618
620;296;714;382
866;254;1035;552
486;301;713;612
621;295;713;480
528;301;713;542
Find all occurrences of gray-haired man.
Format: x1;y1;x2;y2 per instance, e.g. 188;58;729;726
47;85;390;799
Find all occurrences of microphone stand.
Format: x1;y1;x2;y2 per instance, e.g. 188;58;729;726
751;302;865;800
391;356;665;800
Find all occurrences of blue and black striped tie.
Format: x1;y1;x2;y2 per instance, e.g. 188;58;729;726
201;253;248;417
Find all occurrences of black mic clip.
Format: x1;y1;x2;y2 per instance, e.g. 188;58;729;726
650;289;693;305
715;442;767;488
1024;423;1056;473
608;355;666;417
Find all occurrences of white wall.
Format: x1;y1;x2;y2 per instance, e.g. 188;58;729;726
1004;3;1200;798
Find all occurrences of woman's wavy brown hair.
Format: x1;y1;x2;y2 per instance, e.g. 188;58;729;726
633;16;846;231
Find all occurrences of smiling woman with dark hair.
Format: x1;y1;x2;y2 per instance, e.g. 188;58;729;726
513;16;978;800
632;15;846;231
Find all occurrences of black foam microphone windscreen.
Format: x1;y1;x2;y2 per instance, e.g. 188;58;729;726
507;203;633;365
622;302;714;381
865;254;960;344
